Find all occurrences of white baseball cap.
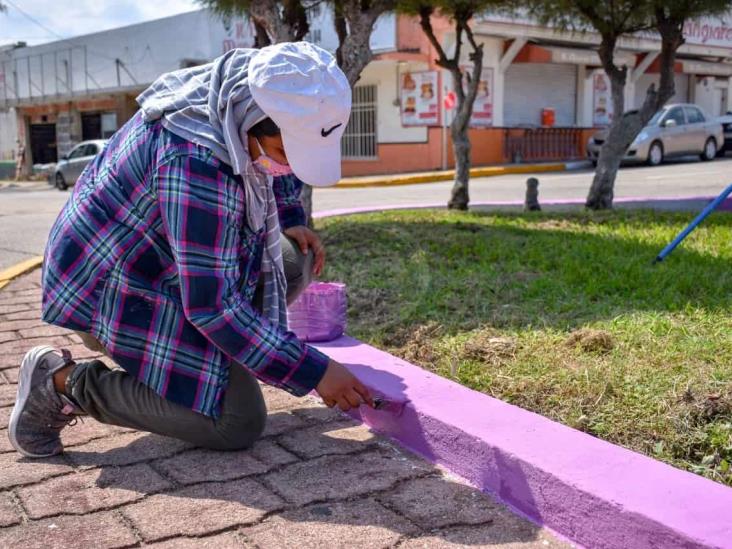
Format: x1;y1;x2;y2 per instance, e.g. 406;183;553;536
248;42;352;187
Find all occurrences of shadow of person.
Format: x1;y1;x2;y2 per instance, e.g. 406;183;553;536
59;401;547;546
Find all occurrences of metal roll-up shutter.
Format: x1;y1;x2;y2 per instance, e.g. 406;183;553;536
635;73;690;106
504;63;578;126
673;74;689;103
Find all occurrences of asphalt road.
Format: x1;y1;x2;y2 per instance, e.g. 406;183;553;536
1;156;731;271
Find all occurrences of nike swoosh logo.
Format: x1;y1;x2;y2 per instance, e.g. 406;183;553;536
321;123;342;137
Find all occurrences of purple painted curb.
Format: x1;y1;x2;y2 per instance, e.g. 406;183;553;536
314;337;732;549
313;195;732;219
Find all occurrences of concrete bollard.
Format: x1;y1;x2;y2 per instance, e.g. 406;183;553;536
524;177;541;211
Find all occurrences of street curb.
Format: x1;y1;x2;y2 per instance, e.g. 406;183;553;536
335;162;571;188
313;194;732;220
315;336;732;549
0;256;43;291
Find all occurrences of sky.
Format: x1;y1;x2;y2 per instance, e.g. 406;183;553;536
0;0;201;46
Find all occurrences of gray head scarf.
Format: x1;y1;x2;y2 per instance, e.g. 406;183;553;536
137;48;288;330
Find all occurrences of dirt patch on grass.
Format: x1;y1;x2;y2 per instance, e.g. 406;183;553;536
461;331;517;364
385;322;443;367
681;388;732;424
565;329;615;354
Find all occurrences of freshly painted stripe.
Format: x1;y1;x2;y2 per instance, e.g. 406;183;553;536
316;336;732;549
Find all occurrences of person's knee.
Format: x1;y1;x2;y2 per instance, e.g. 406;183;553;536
209;403;268;451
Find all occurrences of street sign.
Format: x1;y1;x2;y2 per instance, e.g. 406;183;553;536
444;91;457;110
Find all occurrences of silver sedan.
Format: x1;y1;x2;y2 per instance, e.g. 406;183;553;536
53;139;107;190
587;103;723;166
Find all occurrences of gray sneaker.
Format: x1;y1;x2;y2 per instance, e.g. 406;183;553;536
8;346;84;458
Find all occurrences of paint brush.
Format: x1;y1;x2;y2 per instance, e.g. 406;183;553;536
371;395;408;416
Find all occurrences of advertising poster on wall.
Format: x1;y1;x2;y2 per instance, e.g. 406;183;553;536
459;66;494;127
469;67;494;127
400;70;440;126
592;72;613;126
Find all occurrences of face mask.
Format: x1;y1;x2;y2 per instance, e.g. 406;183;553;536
253;138;293;177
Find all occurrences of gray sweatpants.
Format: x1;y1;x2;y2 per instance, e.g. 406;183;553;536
67;234;314;451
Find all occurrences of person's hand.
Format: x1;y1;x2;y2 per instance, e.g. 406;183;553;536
316;360;373;411
283;225;325;276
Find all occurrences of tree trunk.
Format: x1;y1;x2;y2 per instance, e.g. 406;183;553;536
336;1;394;86
449;123;471;210
253;20;272;48
446;39;483;211
586;63;629;210
586;22;684;210
249;0;308;43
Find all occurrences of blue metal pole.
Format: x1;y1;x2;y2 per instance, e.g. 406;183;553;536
655;182;732;263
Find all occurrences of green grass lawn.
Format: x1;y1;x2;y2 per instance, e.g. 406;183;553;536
318;208;732;486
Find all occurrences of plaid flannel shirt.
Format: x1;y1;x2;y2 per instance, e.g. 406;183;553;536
41;112;329;417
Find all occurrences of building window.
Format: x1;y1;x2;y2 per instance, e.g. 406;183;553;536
101;113;118;138
81;112;118;140
342;85;377;159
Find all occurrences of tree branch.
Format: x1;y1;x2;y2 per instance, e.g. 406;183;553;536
418;6;453;70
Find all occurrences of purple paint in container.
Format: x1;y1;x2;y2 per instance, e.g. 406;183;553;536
287;282;347;342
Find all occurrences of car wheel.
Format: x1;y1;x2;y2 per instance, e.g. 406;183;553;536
647;141;664;166
55;173;68;191
701;138;717;161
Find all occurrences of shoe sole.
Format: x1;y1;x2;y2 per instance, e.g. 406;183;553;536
8;345;62;459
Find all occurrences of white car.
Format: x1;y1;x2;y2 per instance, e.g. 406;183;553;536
587;104;723;166
53;139;107;190
716;112;732;154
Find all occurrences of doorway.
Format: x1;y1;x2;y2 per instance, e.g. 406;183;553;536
29;123;57;164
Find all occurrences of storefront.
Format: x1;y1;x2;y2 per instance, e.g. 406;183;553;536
3;8;732;177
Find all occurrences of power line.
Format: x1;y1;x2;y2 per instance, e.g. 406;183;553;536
3;0;129;65
4;0;67;41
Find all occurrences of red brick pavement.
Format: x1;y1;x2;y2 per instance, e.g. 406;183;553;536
0;270;570;548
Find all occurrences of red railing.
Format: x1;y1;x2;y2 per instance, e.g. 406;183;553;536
503;128;586;163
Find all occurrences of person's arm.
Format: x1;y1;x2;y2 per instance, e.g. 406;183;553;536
155;153;327;396
272;173;306;229
273;174;326;276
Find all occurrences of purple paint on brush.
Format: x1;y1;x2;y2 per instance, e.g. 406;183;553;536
371;395;408;416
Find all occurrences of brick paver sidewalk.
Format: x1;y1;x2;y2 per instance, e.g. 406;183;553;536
0;270;569;548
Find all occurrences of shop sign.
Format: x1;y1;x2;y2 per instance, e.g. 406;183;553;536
592;71;613;127
400;70;440;126
683;17;732;48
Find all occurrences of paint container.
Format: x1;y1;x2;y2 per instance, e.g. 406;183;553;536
287;282;347;342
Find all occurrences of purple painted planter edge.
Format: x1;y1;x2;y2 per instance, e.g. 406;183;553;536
314;336;732;549
313;195;732;219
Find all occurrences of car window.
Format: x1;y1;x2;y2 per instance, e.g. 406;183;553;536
68;145;87;159
649;109;666;126
663;107;686;126
685;107;705;124
83;144;99;156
